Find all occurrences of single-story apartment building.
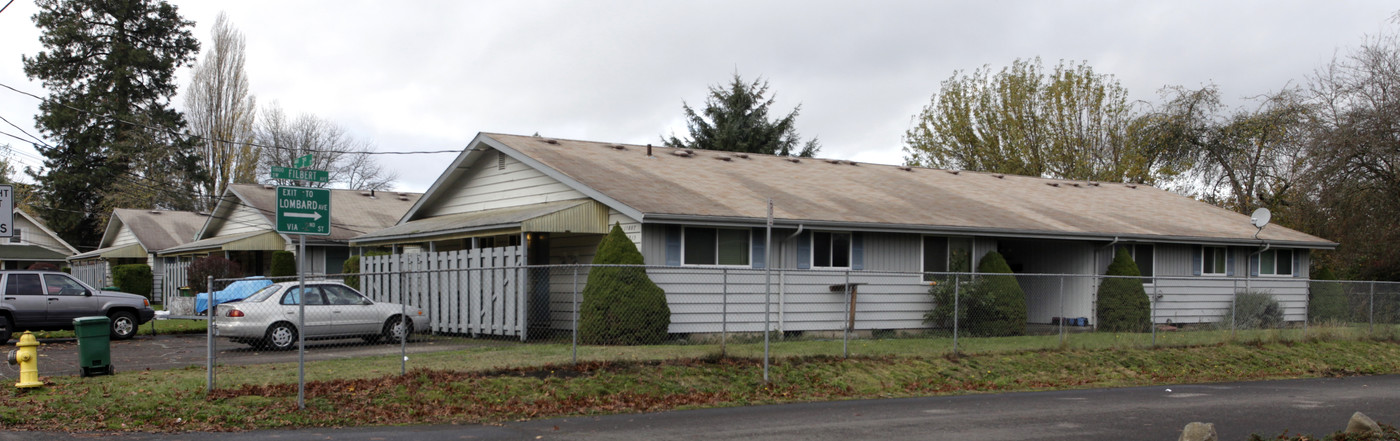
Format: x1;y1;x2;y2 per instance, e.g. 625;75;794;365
157;183;420;298
68;209;207;299
351;132;1336;336
0;209;78;270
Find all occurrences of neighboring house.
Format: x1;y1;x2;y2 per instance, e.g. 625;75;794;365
67;209;207;297
0;209;78;270
157;184;420;297
352;133;1336;336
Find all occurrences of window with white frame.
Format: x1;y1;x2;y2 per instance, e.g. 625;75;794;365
1202;246;1227;275
1259;249;1293;276
683;227;749;266
812;232;850;268
922;236;973;281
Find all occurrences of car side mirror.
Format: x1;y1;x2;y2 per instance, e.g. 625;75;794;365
84;289;93;297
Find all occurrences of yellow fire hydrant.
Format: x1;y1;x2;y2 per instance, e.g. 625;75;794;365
7;331;43;388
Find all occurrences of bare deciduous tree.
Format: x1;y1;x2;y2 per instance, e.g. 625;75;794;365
184;12;258;211
255;104;396;191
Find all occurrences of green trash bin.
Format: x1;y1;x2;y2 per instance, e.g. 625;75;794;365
73;316;113;377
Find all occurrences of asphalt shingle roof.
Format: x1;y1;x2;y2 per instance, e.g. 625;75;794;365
480;133;1333;247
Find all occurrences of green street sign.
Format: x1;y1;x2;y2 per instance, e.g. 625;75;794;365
294;154;313;168
271;166;329;183
276;186;331;236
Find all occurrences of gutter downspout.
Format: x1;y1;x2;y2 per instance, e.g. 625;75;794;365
778;224;804;336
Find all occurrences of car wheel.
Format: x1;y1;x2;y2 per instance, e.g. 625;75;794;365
382;316;413;343
263;322;298;351
109;311;137;340
0;315;11;344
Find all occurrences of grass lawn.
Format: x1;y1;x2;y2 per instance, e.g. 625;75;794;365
1;325;1399;434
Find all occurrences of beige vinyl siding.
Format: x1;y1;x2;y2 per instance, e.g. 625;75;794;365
16;216;72;255
218;203;273;236
422;149;587;217
111;227;139;248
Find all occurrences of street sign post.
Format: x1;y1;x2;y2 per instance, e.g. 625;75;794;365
270;166;329;183
0;185;12;238
275;186;331;236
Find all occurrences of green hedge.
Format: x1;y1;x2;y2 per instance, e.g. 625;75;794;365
112;264;153;299
1096;247;1151;332
579;223;671;345
270;251;296;278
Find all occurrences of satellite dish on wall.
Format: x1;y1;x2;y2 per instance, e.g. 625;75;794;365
1250;208;1272;229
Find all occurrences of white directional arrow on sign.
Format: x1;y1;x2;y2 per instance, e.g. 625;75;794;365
286;212;322;221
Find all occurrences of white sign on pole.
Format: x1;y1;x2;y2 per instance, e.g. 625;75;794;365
0;185;13;238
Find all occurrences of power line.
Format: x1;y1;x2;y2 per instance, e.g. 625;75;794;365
0;81;466;156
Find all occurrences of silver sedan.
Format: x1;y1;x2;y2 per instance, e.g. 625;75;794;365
213;281;428;350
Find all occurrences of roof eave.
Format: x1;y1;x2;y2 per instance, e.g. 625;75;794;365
642;214;1339;250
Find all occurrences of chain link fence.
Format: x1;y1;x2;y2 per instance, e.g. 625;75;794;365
191;263;1400;404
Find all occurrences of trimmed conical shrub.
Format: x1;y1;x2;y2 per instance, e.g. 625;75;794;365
1097;247;1151;332
967;252;1028;336
924;251;1027;336
579;223;671;344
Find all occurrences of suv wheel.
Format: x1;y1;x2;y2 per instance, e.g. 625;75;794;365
109;311;138;340
0;316;11;343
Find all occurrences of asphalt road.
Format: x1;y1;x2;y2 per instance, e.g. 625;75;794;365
6;375;1398;441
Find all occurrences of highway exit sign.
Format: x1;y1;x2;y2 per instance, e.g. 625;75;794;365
276;186;331;236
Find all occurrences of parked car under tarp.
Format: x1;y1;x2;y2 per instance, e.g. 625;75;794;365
195;277;274;314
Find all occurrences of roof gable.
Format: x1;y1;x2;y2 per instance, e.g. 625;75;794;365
105;209;207;252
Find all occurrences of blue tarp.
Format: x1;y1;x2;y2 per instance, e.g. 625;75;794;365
194;277;274;314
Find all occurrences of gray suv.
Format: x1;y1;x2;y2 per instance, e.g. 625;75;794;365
0;270;156;342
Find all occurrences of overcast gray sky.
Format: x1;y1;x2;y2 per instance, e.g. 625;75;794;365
1;1;1395;194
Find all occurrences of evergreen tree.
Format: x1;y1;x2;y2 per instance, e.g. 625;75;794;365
1096;247;1151;332
579;223;671;345
269;251;297;278
664;73;820;157
23;0;201;247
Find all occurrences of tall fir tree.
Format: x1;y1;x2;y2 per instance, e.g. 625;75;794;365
664;73;820;157
23;0;201;247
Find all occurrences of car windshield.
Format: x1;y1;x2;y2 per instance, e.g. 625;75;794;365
243;284;284;303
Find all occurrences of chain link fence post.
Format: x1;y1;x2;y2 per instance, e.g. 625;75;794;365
572;264;579;365
842;270;851;359
1151;277;1158;347
400;264;407;376
1231;279;1238;339
1370;282;1376;336
205;275;214;393
721;268;728;356
952;273;960;356
1058;276;1065;347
